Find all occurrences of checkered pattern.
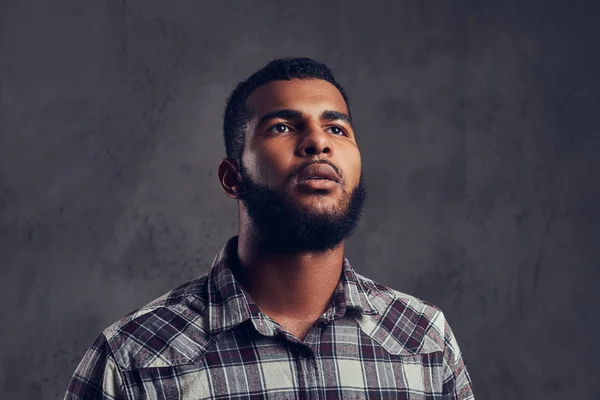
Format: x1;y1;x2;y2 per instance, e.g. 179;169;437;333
65;236;474;399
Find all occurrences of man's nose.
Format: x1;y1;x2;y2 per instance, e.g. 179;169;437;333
296;124;333;156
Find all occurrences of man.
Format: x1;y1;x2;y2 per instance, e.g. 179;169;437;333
65;57;474;399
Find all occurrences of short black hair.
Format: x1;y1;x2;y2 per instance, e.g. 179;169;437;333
223;57;351;164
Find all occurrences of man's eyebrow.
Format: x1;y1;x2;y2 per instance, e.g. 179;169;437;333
255;109;354;129
256;109;303;127
320;110;353;128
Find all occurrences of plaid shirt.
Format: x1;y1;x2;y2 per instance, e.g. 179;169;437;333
65;236;474;399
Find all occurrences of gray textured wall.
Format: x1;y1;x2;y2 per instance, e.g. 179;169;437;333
1;1;599;399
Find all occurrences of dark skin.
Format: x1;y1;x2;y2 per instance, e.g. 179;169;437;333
217;79;362;341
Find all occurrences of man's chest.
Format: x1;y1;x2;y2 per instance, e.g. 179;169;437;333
121;322;446;400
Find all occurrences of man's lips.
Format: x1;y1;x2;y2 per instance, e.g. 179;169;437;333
296;164;340;183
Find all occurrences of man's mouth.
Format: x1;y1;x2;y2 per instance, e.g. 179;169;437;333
296;178;339;191
296;163;341;183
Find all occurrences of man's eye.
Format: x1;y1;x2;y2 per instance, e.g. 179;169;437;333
327;126;346;136
268;124;291;134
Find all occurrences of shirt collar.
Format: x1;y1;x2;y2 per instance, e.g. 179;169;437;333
204;236;379;336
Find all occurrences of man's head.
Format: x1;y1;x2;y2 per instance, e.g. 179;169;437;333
218;57;367;253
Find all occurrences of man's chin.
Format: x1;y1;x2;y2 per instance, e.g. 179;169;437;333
291;205;347;224
289;194;348;215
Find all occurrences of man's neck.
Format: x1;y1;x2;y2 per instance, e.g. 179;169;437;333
235;229;345;324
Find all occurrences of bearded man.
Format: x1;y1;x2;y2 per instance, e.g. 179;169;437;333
65;57;474;399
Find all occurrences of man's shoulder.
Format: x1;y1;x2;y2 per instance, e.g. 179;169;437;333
354;271;442;315
354;272;449;355
100;272;213;371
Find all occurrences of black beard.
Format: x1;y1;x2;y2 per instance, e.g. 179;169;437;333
237;164;368;254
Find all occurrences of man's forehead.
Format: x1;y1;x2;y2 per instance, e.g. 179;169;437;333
245;78;349;115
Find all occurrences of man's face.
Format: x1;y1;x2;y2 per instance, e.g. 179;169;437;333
236;78;367;253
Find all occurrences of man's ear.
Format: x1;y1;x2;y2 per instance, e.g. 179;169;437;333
217;158;241;199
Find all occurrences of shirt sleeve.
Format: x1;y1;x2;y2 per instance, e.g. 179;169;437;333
441;314;475;399
64;333;127;400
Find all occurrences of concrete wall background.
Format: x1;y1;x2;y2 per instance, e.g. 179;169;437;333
1;1;599;398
